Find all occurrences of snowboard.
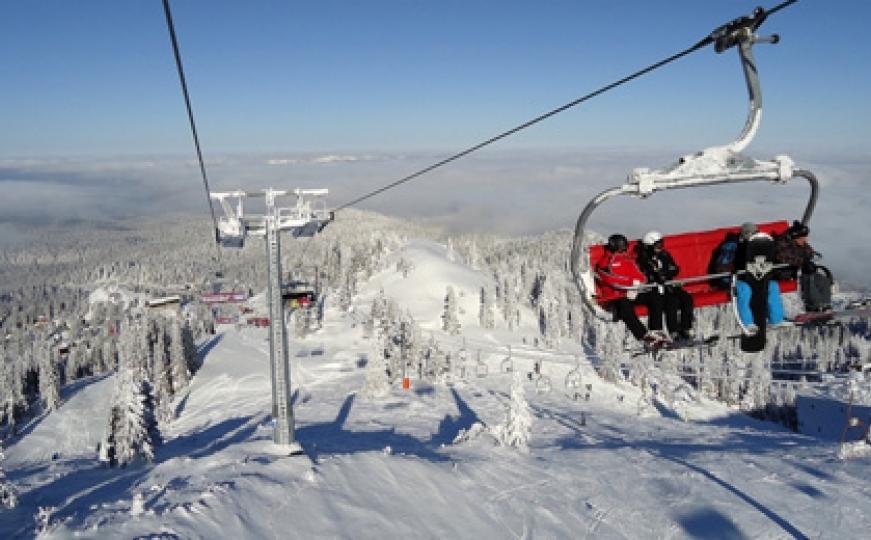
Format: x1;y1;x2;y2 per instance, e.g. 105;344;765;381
739;234;776;353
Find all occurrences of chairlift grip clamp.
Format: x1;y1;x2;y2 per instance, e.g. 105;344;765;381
773;155;795;183
318;211;336;233
711;6;770;54
628;168;656;198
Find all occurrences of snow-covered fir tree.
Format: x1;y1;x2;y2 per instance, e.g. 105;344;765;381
337;274;355;313
494;371;533;450
363;332;391;399
38;341;61;412
0;441;17;509
168;317;191;393
102;351;162;467
442;286;461;335
741;351;772;413
182;319;198;374
478;286;495;329
102;336;117;372
594;320;625;383
150;318;175;424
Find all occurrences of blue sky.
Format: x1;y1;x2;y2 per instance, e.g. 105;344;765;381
2;2;871;287
2;1;869;158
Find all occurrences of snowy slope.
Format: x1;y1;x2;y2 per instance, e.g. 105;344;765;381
3;239;871;539
360;240;496;331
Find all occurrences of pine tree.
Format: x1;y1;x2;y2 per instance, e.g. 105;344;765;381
0;441;18;509
478;286;495;329
38;342;61;412
363;331;391;398
595;320;624;383
182;319;198;374
169;318;190;393
102;336;117;371
495;371;533;450
442;286;461;335
151;319;175;423
103;355;162;467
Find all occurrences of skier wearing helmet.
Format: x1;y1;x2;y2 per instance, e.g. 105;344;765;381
595;233;667;346
773;220;832;312
637;230;695;342
734;223;788;351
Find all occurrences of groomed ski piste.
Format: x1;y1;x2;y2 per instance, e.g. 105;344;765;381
4;240;871;539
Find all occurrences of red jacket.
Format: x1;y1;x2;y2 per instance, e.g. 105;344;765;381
595;250;646;303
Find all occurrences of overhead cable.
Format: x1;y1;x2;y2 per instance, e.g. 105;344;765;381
332;0;799;213
161;0;222;253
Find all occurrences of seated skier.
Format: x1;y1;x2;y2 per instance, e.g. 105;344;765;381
773;220;833;312
637;230;694;342
595;233;667;347
734;222;787;337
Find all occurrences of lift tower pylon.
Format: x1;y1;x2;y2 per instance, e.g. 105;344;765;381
210;188;331;453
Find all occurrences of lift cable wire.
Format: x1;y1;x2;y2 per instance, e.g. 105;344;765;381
161;0;222;257
332;0;798;214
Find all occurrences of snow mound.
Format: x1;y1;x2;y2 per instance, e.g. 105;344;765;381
361;240;491;331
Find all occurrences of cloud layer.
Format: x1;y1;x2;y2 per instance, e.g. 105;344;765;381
2;149;869;290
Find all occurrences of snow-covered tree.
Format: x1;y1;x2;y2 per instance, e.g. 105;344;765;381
182;319;198;374
0;441;17;509
741;351;771;413
151;319;175;424
595;320;625;383
478;286;495;329
168;318;191;393
1;349;26;432
38;342;61;412
442;286;461;335
102;336;117;372
65;343;85;381
363;332;391;399
494;371;533;450
102;355;162;467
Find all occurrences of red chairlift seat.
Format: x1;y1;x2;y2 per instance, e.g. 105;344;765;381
589;220;798;316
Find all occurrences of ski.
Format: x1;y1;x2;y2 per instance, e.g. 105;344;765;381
627;335;719;357
660;334;720;352
794;304;871;326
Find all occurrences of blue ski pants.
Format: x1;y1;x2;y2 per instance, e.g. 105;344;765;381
736;280;784;325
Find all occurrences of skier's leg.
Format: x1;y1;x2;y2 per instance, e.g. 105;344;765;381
612;299;646;340
678;288;694;332
736;280;755;325
639;291;664;332
767;281;785;324
663;293;680;335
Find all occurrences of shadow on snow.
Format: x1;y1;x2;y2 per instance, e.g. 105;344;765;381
553;425;812;540
297;387;482;463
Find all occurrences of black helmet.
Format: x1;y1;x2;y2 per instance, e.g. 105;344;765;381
607;234;629;253
787;220;809;239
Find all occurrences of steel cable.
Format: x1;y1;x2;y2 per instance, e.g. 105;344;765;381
332;0;799;214
162;0;222;257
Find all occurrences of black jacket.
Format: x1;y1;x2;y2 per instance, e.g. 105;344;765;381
637;247;680;285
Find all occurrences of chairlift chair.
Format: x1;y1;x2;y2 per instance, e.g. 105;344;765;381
570;15;820;323
282;281;316;309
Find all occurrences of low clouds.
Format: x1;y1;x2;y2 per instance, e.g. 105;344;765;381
2;149;869;290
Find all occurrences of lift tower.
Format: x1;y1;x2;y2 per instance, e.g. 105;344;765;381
210;188;331;452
